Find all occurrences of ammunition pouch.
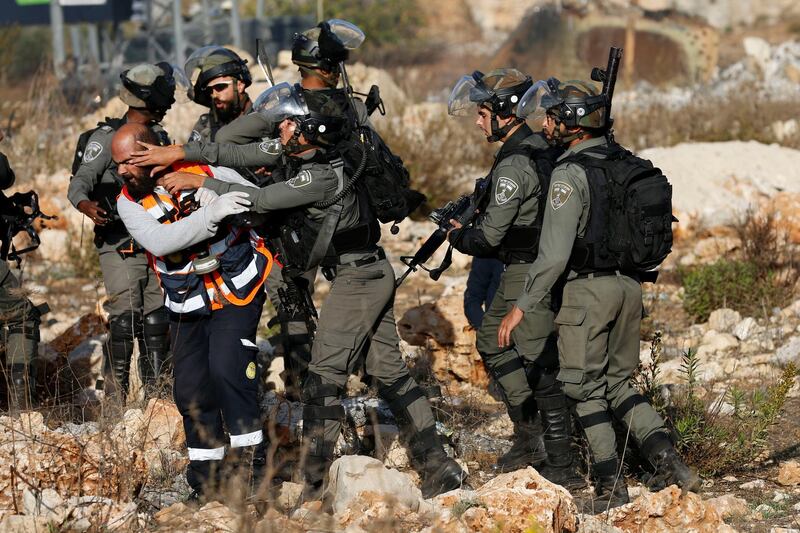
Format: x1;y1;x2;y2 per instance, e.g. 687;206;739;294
498;224;541;264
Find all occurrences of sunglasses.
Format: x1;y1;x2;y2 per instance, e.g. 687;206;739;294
205;80;234;94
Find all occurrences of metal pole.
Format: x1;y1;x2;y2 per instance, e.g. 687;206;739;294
256;0;264;20
69;25;82;63
87;23;100;64
50;0;66;77
317;0;323;22
146;0;156;63
173;0;186;66
201;0;213;44
229;0;242;48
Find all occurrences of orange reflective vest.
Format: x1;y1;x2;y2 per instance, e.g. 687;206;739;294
121;164;272;315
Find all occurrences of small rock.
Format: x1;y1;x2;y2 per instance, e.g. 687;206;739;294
328;455;423;516
706;494;748;519
778;460;800;486
722;475;739;482
739;479;767;490
770;528;800;533
733;317;758;341
793;501;800;512
776;336;800;364
773;491;790;502
22;487;64;520
277;482;303;512
0;516;53;532
708;308;742;333
754;503;774;515
608;486;735;532
697;331;738;357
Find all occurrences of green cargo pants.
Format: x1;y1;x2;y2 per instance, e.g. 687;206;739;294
303;254;439;480
555;273;666;463
476;263;558;409
0;261;40;365
97;246;164;319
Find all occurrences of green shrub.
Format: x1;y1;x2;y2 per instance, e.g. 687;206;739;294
636;347;798;477
679;259;789;322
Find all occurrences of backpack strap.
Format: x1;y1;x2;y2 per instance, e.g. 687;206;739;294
305;158;346;271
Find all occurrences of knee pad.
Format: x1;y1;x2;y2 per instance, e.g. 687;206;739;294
377;374;425;427
109;313;140;344
301;372;344;458
531;366;560;399
143;307;169;334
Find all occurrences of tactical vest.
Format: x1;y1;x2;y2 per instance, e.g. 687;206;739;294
121;166;272;316
478;135;562;264
564;142;674;274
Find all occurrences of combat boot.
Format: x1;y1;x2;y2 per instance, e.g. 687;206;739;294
300;373;344;502
419;445;469;499
641;432;701;492
578;458;630;514
493;397;546;473
536;392;586;490
106;313;138;401
140;309;171;396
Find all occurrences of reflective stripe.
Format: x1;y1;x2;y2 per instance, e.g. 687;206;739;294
165;293;206;313
188;446;225;461
230;430;263;448
230;255;259;289
240;338;257;348
147;204;168;219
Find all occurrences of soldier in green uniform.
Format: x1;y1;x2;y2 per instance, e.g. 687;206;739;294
0;140;44;410
159;83;467;501
184;46;253;143
67;64;175;400
498;79;699;512
445;69;582;487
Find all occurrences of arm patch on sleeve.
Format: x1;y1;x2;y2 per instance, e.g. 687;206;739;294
494;177;519;205
550;181;574;210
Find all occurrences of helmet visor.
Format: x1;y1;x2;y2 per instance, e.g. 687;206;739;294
169;63;192;104
448;75;488;116
517;79;557;123
326;19;366;50
254;82;309;123
184;46;230;80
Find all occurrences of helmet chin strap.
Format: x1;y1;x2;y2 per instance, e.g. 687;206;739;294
284;127;305;155
547;116;585;146
487;113;523;143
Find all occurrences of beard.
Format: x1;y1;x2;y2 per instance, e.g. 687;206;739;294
212;97;241;125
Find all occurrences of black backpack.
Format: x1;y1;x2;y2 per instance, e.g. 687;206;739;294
339;126;425;229
568;142;675;273
70;117;125;176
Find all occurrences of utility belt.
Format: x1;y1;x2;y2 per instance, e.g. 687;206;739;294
572;269;651;283
321;247;384;281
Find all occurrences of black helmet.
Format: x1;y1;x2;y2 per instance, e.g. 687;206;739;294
254;82;350;150
184;46;252;107
292;19;365;73
448;68;533;142
119;62;177;114
521;77;606;129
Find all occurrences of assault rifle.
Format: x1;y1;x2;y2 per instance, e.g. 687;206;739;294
396;177;489;287
270;224;318;342
1;190;56;265
591;46;623;135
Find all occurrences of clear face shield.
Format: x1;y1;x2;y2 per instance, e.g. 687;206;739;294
169;63;192;104
254;82;309;125
325;19;366;50
518;79;561;125
447;74;491;117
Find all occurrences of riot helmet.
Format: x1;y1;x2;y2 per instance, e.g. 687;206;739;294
292;19;365;86
184;46;252;107
520;78;606;145
119;62;177;115
448;68;533;142
254;82;349;152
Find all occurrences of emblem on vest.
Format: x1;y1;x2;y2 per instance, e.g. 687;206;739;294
83;141;103;163
259;139;282;155
287;170;313;189
550;181;574;210
495;177;519;205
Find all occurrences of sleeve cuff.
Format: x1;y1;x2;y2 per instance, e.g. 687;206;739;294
183;142;203;162
203;179;232;194
515;293;535;314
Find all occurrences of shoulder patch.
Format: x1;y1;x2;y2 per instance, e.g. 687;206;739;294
287;170;313;189
494;177;519;205
550;181;574;210
83;141;103;163
259;139;282;155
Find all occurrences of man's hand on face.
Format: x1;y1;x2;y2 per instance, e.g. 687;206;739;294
278;118;297;146
77;199;109;226
130;142;185;175
158;171;206;195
